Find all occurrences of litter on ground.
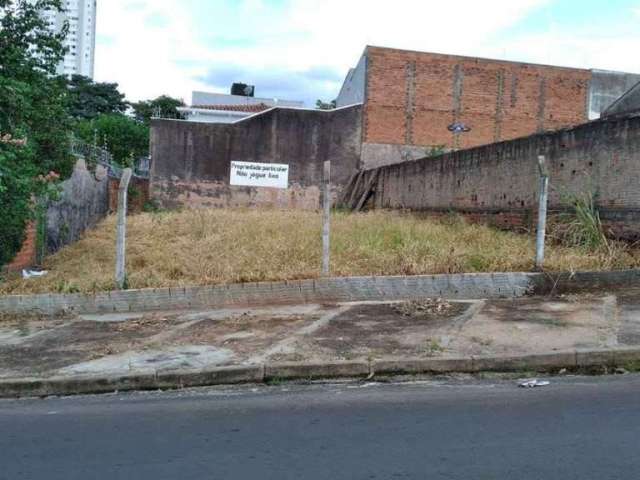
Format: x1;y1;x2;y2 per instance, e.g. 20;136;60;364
519;379;551;388
22;269;48;279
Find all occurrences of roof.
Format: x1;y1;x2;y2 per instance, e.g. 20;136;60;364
188;103;272;113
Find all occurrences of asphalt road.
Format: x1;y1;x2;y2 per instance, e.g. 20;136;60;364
1;375;640;480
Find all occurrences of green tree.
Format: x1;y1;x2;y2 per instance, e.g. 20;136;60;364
132;95;185;125
0;0;73;267
75;114;149;167
0;138;36;267
66;75;128;120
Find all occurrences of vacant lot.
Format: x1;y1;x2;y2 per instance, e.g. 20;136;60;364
1;209;638;295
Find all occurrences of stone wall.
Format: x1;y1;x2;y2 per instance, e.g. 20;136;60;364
46;159;110;254
150;105;363;210
367;114;640;239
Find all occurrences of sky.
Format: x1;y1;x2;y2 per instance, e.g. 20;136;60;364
94;0;640;107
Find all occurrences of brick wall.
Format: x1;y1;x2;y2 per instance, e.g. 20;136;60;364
363;47;592;166
6;222;36;272
368;114;640;240
108;177;150;213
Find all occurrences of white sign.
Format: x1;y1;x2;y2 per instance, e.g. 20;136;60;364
230;161;289;189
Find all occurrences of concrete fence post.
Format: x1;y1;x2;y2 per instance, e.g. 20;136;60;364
322;161;331;277
115;168;133;289
536;155;550;270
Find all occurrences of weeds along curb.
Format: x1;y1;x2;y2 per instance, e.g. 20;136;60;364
2;269;640;316
3;348;640;399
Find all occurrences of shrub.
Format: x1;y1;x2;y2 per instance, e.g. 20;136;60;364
559;189;609;251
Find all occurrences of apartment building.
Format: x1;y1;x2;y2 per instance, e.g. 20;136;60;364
42;0;97;78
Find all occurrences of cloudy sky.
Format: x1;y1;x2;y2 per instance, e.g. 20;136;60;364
95;0;640;106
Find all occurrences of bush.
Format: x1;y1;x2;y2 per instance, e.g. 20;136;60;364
0;142;35;266
559;189;609;251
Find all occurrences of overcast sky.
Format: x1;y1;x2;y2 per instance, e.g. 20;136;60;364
95;0;640;106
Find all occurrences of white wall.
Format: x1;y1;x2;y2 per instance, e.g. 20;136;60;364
192;92;304;108
336;53;367;107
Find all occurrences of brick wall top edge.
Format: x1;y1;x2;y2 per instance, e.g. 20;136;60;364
365;45;592;74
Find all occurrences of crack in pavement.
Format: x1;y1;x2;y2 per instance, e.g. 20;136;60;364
440;300;486;348
248;305;353;364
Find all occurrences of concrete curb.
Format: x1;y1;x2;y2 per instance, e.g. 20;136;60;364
3;348;640;399
2;269;640;316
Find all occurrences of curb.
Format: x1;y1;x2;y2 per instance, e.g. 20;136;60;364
2;269;640;316
2;348;640;399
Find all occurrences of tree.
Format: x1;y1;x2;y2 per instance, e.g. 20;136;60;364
75;114;149;167
316;99;337;110
66;75;128;120
0;0;73;267
0;0;68;79
132;95;185;125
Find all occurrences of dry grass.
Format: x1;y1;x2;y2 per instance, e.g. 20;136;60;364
1;208;639;295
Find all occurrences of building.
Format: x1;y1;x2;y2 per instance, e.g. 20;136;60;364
177;103;272;124
178;91;305;124
149;47;640;213
42;0;97;78
191;91;304;109
337;46;640;168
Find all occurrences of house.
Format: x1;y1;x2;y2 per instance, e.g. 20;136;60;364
178;91;305;124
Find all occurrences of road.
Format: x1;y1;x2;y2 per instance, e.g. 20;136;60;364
1;375;640;479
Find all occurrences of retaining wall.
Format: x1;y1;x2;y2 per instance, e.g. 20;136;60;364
2;270;640;316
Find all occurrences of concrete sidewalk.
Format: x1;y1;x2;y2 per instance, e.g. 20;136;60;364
2;288;640;396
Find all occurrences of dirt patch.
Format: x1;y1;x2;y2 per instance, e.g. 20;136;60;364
0;312;185;377
453;296;612;357
489;298;581;328
300;303;469;360
170;312;321;363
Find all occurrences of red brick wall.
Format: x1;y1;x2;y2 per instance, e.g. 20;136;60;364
364;47;591;151
6;222;36;272
108;177;150;214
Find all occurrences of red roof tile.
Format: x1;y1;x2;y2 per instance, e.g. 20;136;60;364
189;103;271;113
